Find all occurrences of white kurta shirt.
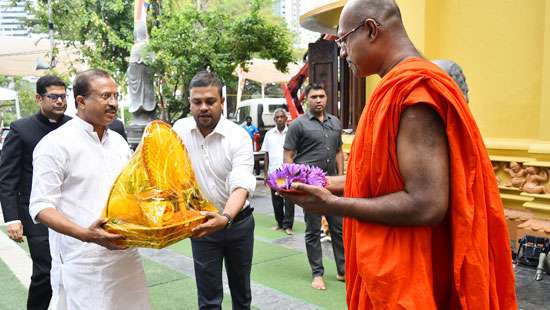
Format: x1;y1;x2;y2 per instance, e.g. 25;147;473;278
260;126;288;173
172;117;256;211
29;116;149;310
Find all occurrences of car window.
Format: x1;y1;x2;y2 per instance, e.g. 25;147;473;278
237;106;251;123
268;104;288;113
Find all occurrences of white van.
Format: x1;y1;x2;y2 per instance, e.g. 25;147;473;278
233;98;288;129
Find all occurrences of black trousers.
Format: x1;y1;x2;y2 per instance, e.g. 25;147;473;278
270;189;294;229
304;212;345;277
26;235;52;310
191;213;255;310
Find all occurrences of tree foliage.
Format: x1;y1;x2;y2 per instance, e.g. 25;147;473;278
147;0;294;121
27;0;134;82
26;0;295;122
0;77;40;126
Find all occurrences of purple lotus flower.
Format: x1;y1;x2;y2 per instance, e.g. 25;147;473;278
306;166;328;187
267;163;327;191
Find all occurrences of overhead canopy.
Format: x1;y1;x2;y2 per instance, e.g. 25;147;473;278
237;59;302;85
0;36;84;77
299;0;344;35
0;87;17;101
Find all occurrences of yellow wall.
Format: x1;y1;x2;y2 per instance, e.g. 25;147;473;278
541;2;550;141
303;0;550;153
423;0;547;142
397;0;427;51
384;0;550;155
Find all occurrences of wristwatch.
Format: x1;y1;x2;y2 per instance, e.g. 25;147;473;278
222;213;233;229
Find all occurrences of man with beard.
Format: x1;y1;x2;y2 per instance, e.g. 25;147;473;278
280;0;516;309
283;83;345;290
173;70;256;309
29;69;149;309
0;75;71;309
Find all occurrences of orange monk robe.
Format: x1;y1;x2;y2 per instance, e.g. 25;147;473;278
344;58;517;309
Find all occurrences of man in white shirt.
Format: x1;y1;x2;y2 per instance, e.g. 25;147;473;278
173;71;256;310
29;69;149;310
260;109;294;235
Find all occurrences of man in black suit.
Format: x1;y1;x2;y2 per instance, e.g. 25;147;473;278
0;75;71;310
109;118;128;141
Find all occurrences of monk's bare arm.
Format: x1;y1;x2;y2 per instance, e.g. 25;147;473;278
286;105;449;226
335;147;344;175
326;175;346;195
333;105;449;225
283;149;296;164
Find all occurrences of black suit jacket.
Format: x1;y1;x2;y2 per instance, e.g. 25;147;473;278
109;118;127;141
0;113;71;237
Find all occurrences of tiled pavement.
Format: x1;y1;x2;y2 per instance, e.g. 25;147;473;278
0;181;548;309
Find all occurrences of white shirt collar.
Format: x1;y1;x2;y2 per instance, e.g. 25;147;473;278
275;126;288;134
73;115;110;139
190;116;230;138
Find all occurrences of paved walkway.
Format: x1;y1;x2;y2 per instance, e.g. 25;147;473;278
0;182;548;309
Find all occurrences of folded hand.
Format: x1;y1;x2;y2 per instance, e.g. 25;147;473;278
85;219;128;250
191;211;228;239
7;222;24;243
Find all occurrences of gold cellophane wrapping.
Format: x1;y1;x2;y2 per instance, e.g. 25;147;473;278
102;120;217;248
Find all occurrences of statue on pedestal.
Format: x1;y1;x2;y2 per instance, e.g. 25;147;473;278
126;0;156;147
432;59;469;103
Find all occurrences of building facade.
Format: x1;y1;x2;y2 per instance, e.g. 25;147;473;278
0;0;34;37
272;0;318;48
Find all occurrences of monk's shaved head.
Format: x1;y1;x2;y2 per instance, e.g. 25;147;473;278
340;0;403;30
338;0;420;78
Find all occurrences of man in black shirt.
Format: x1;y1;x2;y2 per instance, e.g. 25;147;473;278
283;83;345;291
0;75;71;310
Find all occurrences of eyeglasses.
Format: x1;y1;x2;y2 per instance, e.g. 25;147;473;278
43;93;67;101
88;92;121;102
335;18;382;49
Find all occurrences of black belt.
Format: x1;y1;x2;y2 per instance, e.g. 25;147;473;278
234;207;254;222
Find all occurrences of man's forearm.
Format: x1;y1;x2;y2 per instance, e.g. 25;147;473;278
223;188;249;219
325;190;447;226
263;154;269;179
283;149;295;164
37;208;89;242
335;149;344;175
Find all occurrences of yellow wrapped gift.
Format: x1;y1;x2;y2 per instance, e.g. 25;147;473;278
102;120;216;248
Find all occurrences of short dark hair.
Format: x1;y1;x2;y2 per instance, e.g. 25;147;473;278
73;69;113;107
36;75;66;96
304;83;326;97
189;70;223;98
245;116;252;121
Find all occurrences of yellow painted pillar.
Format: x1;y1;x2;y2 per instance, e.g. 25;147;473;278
396;0;427;52
366;0;427;98
539;1;550;141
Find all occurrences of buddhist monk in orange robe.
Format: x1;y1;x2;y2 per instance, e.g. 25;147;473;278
280;0;517;308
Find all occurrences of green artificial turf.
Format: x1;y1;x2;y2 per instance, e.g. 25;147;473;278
0;227;30;254
252;213;306;241
143;258;236;309
169;236;346;309
0;257;28;309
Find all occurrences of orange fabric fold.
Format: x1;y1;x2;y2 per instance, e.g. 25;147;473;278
343;58;517;309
